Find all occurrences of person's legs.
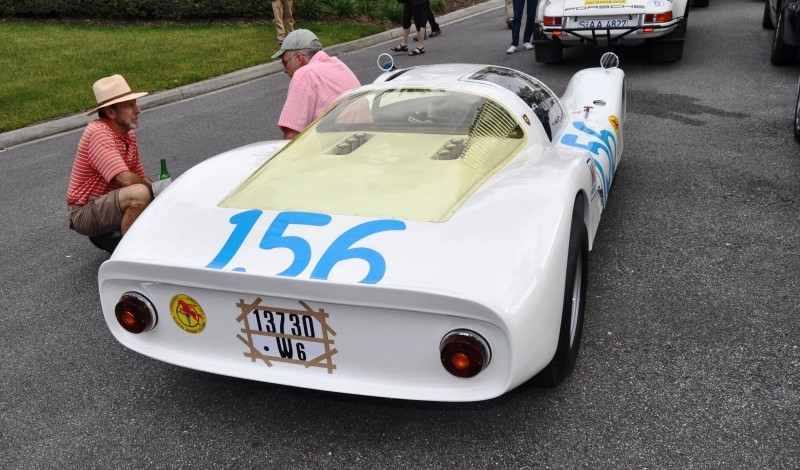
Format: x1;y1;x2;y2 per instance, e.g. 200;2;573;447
118;183;151;235
427;4;440;33
272;0;286;42
283;0;294;35
69;192;122;237
411;3;426;53
510;0;525;48
396;2;412;49
522;0;538;45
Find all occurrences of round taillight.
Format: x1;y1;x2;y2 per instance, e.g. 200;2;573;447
440;330;491;378
114;292;157;334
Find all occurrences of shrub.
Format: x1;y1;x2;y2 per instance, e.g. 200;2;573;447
0;0;451;20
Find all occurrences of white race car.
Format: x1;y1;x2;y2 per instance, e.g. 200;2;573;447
99;54;626;402
534;0;696;63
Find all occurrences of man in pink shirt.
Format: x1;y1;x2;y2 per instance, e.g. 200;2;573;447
273;29;361;140
67;74;154;252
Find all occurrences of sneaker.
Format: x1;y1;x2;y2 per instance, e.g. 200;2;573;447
506;45;517;54
523;42;534;50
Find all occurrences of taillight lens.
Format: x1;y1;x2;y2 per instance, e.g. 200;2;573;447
115;292;157;334
544;16;563;27
644;12;673;23
440;330;491;378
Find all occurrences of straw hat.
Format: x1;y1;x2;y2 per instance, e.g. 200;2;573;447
87;74;148;115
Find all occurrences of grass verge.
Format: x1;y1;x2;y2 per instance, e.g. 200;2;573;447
0;22;384;132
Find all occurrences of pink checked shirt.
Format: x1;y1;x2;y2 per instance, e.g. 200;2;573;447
278;51;360;135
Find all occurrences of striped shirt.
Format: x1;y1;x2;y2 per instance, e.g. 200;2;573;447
66;119;147;206
278;51;361;135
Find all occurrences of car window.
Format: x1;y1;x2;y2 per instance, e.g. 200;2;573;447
467;67;566;141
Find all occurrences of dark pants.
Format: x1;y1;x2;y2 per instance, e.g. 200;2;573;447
426;4;440;32
511;0;537;47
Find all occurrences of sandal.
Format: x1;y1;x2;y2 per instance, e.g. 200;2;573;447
409;46;425;56
430;29;442;37
390;44;408;52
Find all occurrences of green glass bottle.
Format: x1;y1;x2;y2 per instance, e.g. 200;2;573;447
159;158;171;181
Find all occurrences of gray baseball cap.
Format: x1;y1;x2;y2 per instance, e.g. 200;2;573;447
271;29;323;59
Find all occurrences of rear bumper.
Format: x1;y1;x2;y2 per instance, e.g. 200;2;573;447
535;19;685;46
98;261;554;402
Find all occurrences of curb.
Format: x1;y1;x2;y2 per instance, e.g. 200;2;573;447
0;0;502;150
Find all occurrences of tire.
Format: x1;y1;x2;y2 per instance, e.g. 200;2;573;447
534;43;563;64
763;0;775;29
649;13;686;62
771;9;799;65
794;82;800;143
533;211;588;387
692;0;709;7
649;40;685;62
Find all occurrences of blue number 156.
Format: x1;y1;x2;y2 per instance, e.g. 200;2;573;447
205;210;406;284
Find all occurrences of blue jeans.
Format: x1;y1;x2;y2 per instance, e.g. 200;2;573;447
511;0;537;47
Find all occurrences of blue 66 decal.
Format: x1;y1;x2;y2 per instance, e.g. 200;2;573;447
206;210;406;284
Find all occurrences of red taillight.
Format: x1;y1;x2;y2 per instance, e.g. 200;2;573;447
440;330;491;378
544;16;563;27
115;292;157;334
644;12;673;23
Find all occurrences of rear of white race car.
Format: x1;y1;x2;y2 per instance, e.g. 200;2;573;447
534;0;689;63
99;255;573;402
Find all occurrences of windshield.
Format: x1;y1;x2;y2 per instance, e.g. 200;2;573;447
220;88;526;222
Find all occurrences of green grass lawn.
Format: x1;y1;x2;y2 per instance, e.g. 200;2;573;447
0;22;385;132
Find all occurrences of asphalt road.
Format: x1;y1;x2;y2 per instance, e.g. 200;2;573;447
2;0;799;467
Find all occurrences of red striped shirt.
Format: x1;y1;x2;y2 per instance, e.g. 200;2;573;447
66;118;147;206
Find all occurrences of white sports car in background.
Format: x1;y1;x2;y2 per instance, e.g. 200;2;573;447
99;54;626;402
534;0;699;63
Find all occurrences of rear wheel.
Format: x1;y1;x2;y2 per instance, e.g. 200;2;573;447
534;43;563;64
763;0;775;29
533;211;588;387
649;13;687;62
771;10;798;65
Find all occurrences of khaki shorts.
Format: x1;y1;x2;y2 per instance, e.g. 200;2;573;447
68;189;123;237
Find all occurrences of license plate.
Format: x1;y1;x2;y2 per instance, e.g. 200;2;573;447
236;297;338;373
576;18;629;29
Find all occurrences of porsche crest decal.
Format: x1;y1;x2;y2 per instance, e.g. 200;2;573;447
169;294;207;334
236;298;338;374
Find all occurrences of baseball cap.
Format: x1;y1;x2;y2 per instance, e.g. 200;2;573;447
271;29;323;59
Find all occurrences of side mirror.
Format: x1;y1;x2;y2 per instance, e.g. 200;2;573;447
377;53;396;72
600;52;619;70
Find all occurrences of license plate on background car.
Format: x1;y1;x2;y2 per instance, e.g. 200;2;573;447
576;17;629;29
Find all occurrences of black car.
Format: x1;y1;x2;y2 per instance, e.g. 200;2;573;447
763;0;800;65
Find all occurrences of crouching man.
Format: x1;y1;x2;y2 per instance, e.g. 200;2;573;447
66;74;153;253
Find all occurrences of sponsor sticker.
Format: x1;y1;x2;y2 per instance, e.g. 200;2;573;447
169;294;207;334
609;115;620;137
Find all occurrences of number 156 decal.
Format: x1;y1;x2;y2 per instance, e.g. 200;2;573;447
206;210;406;284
